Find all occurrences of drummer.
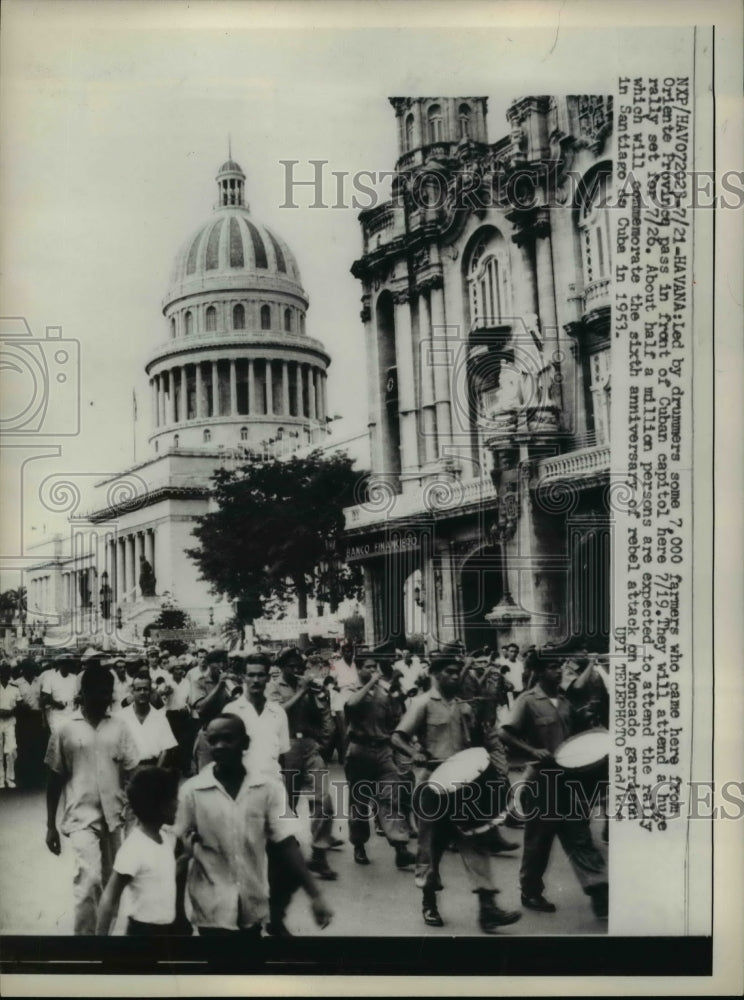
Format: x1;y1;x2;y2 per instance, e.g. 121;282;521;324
391;646;521;934
499;657;608;918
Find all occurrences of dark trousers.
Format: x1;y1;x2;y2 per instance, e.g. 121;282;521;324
519;771;607;897
282;738;334;850
15;710;45;787
166;710;191;774
345;742;409;846
266;837;303;926
126;916;182;935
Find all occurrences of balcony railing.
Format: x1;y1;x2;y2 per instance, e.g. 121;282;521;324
537;444;610;481
583;276;611;311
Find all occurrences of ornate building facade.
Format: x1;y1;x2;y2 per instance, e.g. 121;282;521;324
26;159;332;643
344;95;613;653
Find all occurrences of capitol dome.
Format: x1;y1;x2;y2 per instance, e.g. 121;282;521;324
165;159;305;309
146;158;330;456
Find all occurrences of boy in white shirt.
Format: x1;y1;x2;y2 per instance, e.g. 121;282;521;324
96;766;188;935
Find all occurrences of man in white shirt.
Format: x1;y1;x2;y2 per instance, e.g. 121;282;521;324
41;656;80;735
0;660;20;788
117;672;177;767
220;653;297;937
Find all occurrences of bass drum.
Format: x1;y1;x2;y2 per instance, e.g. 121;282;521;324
424;747;507;834
554;727;610;810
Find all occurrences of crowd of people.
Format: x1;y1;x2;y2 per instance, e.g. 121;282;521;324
0;637;610;939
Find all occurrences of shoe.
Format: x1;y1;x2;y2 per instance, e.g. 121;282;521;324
308;854;338;880
394;847;416;869
486;826;519;853
265;920;293;937
588;884;608;919
521;893;557;913
353;845;371;865
422;894;444;927
328;836;345;850
6;780;15;788
479;894;522;933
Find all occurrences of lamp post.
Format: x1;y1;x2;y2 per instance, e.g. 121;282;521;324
100;570;112;651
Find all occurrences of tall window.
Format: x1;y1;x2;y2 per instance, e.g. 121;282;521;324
260;304;271;330
173;434;179;448
284;308;292;332
299;314;306;335
405;113;414;151
184;311;193;336
203;429;211;443
170;317;176;339
458;103;471;139
467;231;513;328
578;166;612;288
233;303;245;329
205;306;216;332
588;348;611;446
240;426;248;441
427;103;443;143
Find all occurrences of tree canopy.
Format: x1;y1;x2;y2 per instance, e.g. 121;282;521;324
186;450;366;622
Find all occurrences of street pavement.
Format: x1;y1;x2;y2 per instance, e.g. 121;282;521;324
0;765;608;938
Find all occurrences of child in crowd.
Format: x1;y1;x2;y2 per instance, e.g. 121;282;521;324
96;766;189;935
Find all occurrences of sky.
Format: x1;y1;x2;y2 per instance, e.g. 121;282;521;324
0;1;701;588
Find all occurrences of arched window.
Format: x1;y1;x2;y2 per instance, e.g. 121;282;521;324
233;303;245;330
299;314;306;335
240;426;248;441
184;311;193;336
173;434;179;448
205;305;217;332
427;103;443;143
578;166;612;289
203;429;211;443
467;230;513;328
170;317;176;339
155;440;159;452
588;349;611;446
458;103;471;139
284;308;292;332
405;113;414;151
260;304;271;330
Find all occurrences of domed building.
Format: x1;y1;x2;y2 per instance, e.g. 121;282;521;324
149;159;329;454
25;159;332;641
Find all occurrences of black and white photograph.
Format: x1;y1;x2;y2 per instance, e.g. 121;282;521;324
0;1;741;995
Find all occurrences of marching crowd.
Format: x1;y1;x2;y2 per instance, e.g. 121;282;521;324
0;639;610;939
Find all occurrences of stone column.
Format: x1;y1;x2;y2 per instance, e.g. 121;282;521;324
429;281;453;459
265;360;274;416
418;289;438;464
282;362;290;415
151;379;158;429
168;368;178;424
296;363;304;418
179;366;187;422
195;363;204;418
211;361;219;417
393;288;419;483
248;359;255;415
307;366;316;421
362;565;377;649
229;360;238;415
127;535;136;603
362;295;384;471
115;538;124;603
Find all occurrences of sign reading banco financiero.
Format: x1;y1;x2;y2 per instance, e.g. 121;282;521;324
345;532;420;562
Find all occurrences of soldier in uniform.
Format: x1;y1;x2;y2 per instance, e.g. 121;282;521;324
343;655;417;869
266;647;341;881
391;647;521;934
499;657;608;917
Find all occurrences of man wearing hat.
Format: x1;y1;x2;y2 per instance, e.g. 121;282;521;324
343;654;416;870
267;647;340;881
391;644;521;934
